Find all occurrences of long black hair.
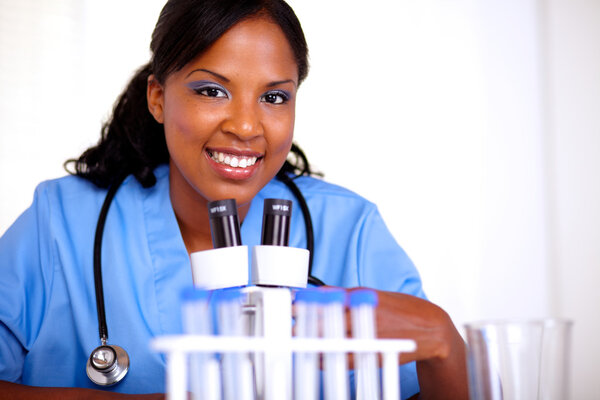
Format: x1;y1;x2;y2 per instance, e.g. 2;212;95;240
65;0;313;188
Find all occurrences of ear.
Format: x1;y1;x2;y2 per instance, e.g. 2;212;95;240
147;75;165;123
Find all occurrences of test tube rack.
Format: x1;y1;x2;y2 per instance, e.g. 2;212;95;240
152;335;416;400
153;285;415;400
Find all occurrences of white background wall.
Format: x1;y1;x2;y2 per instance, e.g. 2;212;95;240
0;0;598;398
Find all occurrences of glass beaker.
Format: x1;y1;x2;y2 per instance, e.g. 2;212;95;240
464;318;572;400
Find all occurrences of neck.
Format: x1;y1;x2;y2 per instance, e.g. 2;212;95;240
169;165;250;254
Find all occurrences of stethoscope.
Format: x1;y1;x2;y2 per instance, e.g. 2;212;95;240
87;172;325;386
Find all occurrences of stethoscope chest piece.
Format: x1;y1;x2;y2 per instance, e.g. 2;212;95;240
86;344;129;386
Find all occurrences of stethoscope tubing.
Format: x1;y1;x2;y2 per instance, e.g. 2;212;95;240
89;172;324;386
93;174;128;345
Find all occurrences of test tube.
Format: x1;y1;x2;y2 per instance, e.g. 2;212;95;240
181;286;212;335
349;289;381;400
320;288;350;400
181;287;221;400
215;288;255;400
208;199;242;248
293;289;321;400
261;198;292;246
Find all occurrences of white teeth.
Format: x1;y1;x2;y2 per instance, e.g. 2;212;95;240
210;151;258;168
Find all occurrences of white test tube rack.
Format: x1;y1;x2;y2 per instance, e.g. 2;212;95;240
152;334;416;400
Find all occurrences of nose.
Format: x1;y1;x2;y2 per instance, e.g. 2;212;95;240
221;97;264;140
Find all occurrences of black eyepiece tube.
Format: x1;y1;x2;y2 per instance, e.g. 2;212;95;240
207;199;242;248
261;198;292;246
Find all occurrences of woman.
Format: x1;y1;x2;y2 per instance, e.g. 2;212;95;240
0;0;468;398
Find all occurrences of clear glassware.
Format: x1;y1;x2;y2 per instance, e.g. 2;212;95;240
464;318;573;400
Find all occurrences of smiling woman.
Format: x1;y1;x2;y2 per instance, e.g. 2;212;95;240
0;0;468;399
146;18;299;253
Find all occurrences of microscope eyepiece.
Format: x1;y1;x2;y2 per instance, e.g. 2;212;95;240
261;198;292;246
208;199;242;248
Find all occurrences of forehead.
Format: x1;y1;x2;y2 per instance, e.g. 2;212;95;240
177;17;298;83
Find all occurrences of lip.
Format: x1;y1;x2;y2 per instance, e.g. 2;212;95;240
204;148;263;181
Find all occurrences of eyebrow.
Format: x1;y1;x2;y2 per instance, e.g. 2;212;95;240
186;68;297;88
266;79;297;89
186;68;230;82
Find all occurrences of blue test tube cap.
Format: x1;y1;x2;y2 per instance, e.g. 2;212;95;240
213;287;245;303
318;288;347;305
348;289;378;307
294;288;324;304
181;286;210;302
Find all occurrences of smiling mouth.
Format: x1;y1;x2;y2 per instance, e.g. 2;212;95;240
208;150;259;168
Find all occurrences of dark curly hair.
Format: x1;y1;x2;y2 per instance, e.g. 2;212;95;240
65;0;313;188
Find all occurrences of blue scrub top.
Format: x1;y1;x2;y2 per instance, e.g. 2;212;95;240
0;165;424;398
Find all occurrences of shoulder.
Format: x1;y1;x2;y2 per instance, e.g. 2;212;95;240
261;175;381;241
264;175;377;212
298;175;379;222
25;170;161;243
33;174;104;204
295;175;371;200
33;167;165;208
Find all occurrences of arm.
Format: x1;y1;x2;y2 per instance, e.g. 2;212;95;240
372;290;469;400
0;381;164;400
349;206;468;398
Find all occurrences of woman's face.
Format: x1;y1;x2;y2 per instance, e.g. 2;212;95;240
148;17;298;213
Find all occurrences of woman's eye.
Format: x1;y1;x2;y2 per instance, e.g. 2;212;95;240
261;91;289;104
197;87;227;98
187;81;229;98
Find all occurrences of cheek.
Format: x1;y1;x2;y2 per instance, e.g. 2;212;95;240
267;111;296;153
163;101;219;148
163;99;194;142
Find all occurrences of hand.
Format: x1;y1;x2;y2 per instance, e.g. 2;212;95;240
366;289;456;363
347;288;469;400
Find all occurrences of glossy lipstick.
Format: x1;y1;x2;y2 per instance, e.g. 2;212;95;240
205;148;262;181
